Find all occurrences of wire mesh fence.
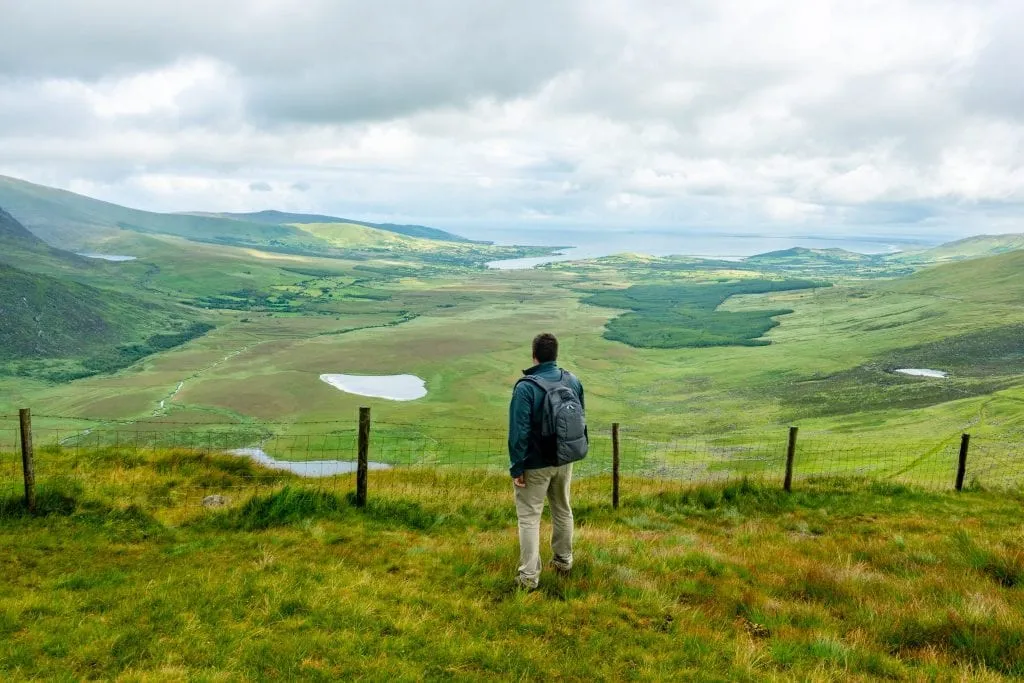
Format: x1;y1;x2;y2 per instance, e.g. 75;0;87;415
0;414;1021;517
965;440;1024;491
0;422;21;501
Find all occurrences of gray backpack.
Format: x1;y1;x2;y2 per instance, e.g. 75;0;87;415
519;371;589;465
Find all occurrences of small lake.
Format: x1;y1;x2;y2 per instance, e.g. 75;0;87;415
488;249;577;270
229;448;391;477
320;374;427;401
78;253;138;262
895;368;948;378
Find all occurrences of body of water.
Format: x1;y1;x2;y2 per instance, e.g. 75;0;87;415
481;228;939;270
228;448;391;477
894;368;948;378
78;253;138;262
319;374;427;401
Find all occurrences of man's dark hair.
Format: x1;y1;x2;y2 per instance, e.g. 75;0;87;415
532;333;558;364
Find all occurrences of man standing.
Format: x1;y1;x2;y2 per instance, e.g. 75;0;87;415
508;333;587;590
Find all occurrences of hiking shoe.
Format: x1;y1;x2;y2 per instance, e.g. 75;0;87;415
550;561;572;576
514;576;539;591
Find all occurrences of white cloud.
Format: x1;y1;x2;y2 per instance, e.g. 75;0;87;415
0;0;1022;236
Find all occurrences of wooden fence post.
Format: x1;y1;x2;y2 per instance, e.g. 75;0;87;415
356;407;370;507
955;433;970;492
612;423;620;510
19;408;36;513
784;426;798;493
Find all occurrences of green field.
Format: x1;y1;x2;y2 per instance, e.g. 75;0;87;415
2;177;1024;481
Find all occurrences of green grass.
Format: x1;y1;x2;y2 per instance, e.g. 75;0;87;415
1;196;1024;475
203;209;473;243
1;451;1022;680
0;262;206;382
770;324;1024;418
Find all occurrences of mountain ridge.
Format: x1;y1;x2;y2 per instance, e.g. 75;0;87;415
199;210;478;243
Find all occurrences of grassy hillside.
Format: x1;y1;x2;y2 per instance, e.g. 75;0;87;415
291;221;550;266
883;247;1024;301
743;247;913;277
211;210;474;243
0;175;335;253
0;262;210;382
0;176;553;267
0;207;40;243
294;221;434;249
893;233;1024;265
0;207;95;276
0;455;1022;680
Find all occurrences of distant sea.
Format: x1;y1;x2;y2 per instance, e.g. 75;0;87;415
468;227;943;270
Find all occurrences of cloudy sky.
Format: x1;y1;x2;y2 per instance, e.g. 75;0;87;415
1;0;1022;238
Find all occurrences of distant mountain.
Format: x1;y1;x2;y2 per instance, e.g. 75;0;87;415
0;205;92;273
743;235;1024;276
745;247;880;265
0;175;334;254
0;175;482;259
0;206;42;243
202;210;477;243
883;247;1024;301
893;233;1024;265
740;246;912;276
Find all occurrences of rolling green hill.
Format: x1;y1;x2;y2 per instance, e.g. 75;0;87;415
0;175;547;266
745;247;879;266
739;237;1024;276
208;210;475;243
743;247;912;276
0;259;210;382
0;206;97;276
891;233;1024;265
0;175;334;254
883;247;1024;301
0;207;41;243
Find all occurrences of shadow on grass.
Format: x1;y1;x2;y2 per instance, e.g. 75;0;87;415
621;476;944;520
884;612;1024;676
202;485;507;532
0;477;82;518
953;529;1024;588
0;478;167;541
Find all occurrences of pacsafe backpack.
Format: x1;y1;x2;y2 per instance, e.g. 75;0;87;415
519;371;589;465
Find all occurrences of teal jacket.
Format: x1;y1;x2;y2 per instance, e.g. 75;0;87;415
508;361;586;477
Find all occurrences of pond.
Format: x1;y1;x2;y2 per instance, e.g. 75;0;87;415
319;374;427;401
228;448;391;477
487;249;576;270
894;368;948;378
78;253;138;262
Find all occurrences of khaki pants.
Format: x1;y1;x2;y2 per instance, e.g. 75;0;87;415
514;464;574;588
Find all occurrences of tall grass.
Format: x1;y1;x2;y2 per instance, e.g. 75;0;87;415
1;447;1023;679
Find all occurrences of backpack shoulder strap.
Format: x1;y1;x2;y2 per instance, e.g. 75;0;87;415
517;374;558;392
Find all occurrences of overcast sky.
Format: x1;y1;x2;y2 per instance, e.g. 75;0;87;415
1;0;1022;238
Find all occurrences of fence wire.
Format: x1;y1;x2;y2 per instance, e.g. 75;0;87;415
0;418;1021;516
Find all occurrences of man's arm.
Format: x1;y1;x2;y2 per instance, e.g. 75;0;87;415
508;382;533;478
